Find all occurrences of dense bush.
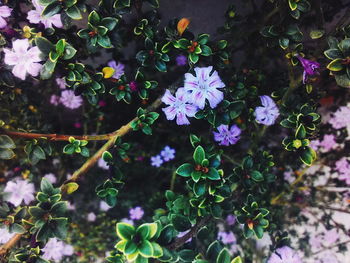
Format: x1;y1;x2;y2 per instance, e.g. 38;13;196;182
1;0;350;262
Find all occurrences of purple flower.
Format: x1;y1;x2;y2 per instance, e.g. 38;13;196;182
217;231;236;244
161;88;198;125
121;218;134;225
0;227;14;244
184;66;225;109
60;90;83;109
129;206;144;220
56;77;66;89
255;95;280;126
44;173;57;184
50;94;60;106
319;134;337;152
151;155;163;167
42;238;73;261
328;106;350;130
225;214;236;226
87;212;96;222
213;124;241;146
160;146;175;161
0;5;11;28
176;54;187;66
335;157;349;173
4;179;35;206
107;60;125;79
267;246;302;263
297;55;320;83
3;39;43;80
27;0;63;28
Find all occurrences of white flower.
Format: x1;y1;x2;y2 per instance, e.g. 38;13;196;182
42;238;74;262
44;173;57;184
27;0;63;28
0;227;15;244
4;179;35;206
98;158;109;170
87;212;96;222
100;201;112;211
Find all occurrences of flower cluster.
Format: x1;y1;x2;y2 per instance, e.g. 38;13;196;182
50;78;83;109
162;66;225;125
150;146;176;167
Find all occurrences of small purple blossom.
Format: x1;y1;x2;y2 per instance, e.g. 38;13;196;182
328;106;350;129
87;212;96;222
27;0;63;28
225;214;236;226
129;81;138;92
42;238;73;262
50;94;60;106
0;227;15;244
297;55;320;84
56;77;66;89
319;134;337;152
44;173;57;184
218;231;236;244
60;90;83;109
107;60;125;79
121;218;134;225
335;157;349;173
162;88;198;125
176;54;187;66
129;206;144;220
0;5;11;28
213;124;241;146
160;146;175;161
184;66;225;109
3;39;43;80
267;246;302;263
255;95;280;126
151;155;163;167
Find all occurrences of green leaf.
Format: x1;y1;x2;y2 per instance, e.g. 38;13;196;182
65;182;79;194
295;124;306;139
101;17;118;31
179;249;196;262
0;135;15;149
124;240;138;255
62;44;77;60
207;168;220;180
29;206;45;218
324;49;343;60
231;256;242;263
51;201;67;216
155;60;167;72
279;38;289;49
66;5;82;20
176;163;193;177
216;248;230;263
310;30;325;39
335;73;350;88
97;35;112;48
139;240;154;258
171;214;191;232
137;224;150;239
193;146;205;164
201;45;212;56
198;34;209;45
63;144;75;155
327;59;344;72
251;170;263;182
42;2;62;18
35;37;54;55
253;225;264;239
193;181;206;196
41;178;54;194
116;223;135;240
189;53;199;64
88;10;100;25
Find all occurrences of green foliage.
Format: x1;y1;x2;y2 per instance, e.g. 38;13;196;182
28;179;68;242
38;0;85;20
63;136;89;157
0;135;16;159
10;246;49;263
24;140;52;165
131;108;159;135
136;38;169;72
116;221;163;262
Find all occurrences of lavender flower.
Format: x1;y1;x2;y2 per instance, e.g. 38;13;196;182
162;88;198;125
0;227;15;244
129;206;144;220
217;231;236;244
151;155;163;167
43;173;57;184
255;95;280;126
98;158;109;170
160;146;176;161
0;5;11;28
4;179;35;206
50;94;60;106
87;212;96;222
3;39;43;80
184;66;225;109
319;134;337;152
27;0;63;28
107;60;125;79
213;124;241;146
176;54;187;66
100;201;112;211
42;238;74;262
121;218;134;225
56;77;66;89
225;214;236;226
297;55;320;83
60;90;83;109
328;106;350;130
267;246;302;263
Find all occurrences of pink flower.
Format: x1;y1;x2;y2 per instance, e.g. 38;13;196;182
225;215;236;225
162;88;198;125
27;0;63;28
218;231;236;244
319;134;337;152
56;77;66;89
3;39;43;80
309;139;320;151
335;157;349;173
60;90;83;109
267;246;302;263
0;227;15;244
0;5;12;28
100;201;112;211
129;206;144;220
42;238;73;262
4;179;35;206
98;158;109;170
44;173;57;184
87;212;96;222
328;106;350;129
50;94;60;106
